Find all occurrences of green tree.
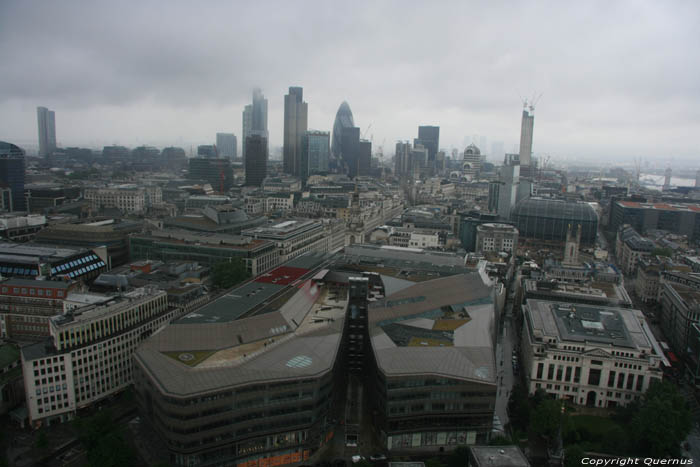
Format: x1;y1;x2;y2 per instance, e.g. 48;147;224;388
211;259;249;289
531;399;563;445
35;430;49;451
507;383;532;430
447;446;470;467
488;435;513;446
652;247;673;257
73;410;136;467
425;457;444;467
630;380;692;458
564;445;585;467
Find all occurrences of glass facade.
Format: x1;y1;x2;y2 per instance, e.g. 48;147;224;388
511;197;598;244
0;141;26;211
331;102;354;165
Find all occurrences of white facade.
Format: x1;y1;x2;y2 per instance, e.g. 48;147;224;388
84;185;162;214
21;289;182;426
475;223;518;254
521;300;664;408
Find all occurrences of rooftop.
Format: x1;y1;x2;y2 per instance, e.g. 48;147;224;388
369;273;497;383
617;200;700;213
135;279;348;397
470;446;530;467
525;300;654;350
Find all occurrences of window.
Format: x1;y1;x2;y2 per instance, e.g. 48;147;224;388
537;363;544;379
608;371;616;388
548;364;555;380
588;369;601;386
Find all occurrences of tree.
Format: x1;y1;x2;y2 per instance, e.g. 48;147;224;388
507;383;532;430
211;259;249;289
447;446;470;467
531;399;563;444
564;445;585;467
73;410;136;467
629;380;692;458
488;435;513;446
425;458;444;467
652;247;673;257
35;430;48;451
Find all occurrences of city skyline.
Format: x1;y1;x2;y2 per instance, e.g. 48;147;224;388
0;1;698;161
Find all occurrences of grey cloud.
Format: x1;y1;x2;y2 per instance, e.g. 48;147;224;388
0;0;699;159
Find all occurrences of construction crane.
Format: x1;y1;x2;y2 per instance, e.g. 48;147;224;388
361;123;372;139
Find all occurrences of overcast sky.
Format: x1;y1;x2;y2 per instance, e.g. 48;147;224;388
1;1;698;164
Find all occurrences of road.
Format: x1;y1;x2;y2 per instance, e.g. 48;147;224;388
494;294;519;431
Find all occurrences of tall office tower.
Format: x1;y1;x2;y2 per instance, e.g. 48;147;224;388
519;105;535;172
497;154;520;220
696;170;700;188
301;131;330;182
283;87;308;176
245;135;268;187
462;144;482;179
414;126;439;163
0;141;26;211
37;106;56;156
394;141;412;177
331;101;355;169
242;88;269;161
242;105;252;160
216;133;237;159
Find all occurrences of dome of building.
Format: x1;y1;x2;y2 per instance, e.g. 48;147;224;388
331;101;355;160
511;197;598;244
464;144;480;157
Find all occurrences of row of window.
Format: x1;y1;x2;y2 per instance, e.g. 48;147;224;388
1;286;64;297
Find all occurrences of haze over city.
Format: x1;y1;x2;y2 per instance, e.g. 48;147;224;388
1;0;698;162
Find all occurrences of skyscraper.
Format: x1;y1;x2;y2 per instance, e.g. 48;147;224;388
37;106;56;156
414;126;439;163
518;106;534;171
301;131;330;182
216;133;237;159
245;135;268;187
283;87;308;176
331;101;355;169
242;88;268;160
0;141;26;211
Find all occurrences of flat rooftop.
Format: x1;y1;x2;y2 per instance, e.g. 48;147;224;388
242;219;321;239
341;244;466;268
175;252;329;325
525;299;654;350
0;242;85;261
470;446;530;467
618;200;700;213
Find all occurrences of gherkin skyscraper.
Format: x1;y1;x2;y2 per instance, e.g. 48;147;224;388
331;101;354;168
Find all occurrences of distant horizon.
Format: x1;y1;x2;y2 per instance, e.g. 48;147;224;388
1;2;698;163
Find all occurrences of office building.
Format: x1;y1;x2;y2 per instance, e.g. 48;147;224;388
21;288;179;426
242;88;268;160
0;243;106;281
188;157;234;192
659;281;700;358
216;133;237;159
475;223;519;254
197;145;218;158
331;101;355;168
614;226;655;275
245;135;268;187
394;142;411;177
521;300;664;407
340;127;371;178
37;106;56;157
102;145;130;164
609;200;700;243
0;279;80;340
84;185;162;214
283;87;308;176
242;219;328;263
367;273;497;450
130;229;278;277
414;126;439;163
35;219;142;268
0;213;47;242
511;198;598;245
518;106;534;172
133;260;341;467
301;131;330;182
0;141;26;212
462;144;481;179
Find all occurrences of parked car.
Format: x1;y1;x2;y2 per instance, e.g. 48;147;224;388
369;454;387;462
